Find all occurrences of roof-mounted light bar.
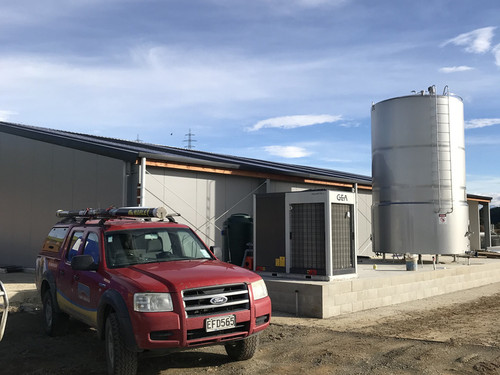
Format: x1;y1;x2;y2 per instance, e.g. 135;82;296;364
56;207;176;221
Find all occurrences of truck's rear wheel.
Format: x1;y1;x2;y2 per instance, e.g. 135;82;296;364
225;335;259;361
105;313;138;375
42;290;68;336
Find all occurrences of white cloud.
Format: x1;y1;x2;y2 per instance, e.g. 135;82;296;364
321;157;352;163
466;136;500;146
493;44;500;67
246;0;348;11
294;0;347;7
247;114;342;131
439;66;474;73
441;27;496;54
338;121;360;128
465;118;500;129
491;193;500;207
467;175;500;207
263;145;312;158
0;110;17;121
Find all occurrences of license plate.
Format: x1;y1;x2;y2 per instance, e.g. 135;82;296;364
206;314;236;332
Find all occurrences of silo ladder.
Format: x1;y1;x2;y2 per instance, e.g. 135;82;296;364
432;86;454;214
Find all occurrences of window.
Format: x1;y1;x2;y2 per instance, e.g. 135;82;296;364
42;227;68;253
105;227;212;268
67;231;84;262
83;233;100;265
177;230;205;258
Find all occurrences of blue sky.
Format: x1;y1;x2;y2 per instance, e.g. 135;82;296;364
1;0;499;205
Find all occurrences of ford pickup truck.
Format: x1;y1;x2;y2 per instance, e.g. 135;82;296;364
35;207;271;375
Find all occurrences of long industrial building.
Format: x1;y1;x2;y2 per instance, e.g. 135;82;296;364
0;121;493;269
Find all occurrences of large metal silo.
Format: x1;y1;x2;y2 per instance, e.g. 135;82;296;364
371;87;469;255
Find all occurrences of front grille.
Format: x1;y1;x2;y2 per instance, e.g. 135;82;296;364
182;283;250;318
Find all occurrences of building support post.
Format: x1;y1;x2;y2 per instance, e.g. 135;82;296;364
481;202;492;249
140;157;147;207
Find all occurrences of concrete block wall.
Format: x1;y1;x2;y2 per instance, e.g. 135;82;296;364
265;261;500;318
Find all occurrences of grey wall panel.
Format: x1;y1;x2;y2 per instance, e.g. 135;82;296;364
356;190;374;256
0;132;128;267
254;193;286;272
266;180;374;257
468;201;480;251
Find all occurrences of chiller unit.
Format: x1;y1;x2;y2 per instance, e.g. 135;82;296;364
254;189;357;281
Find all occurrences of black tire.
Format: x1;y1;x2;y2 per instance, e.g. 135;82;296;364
42;290;68;336
225;335;259;361
105;313;138;375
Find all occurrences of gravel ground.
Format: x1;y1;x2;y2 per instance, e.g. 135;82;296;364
2;273;500;374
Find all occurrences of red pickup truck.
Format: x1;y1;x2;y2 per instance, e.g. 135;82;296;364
35;207;271;375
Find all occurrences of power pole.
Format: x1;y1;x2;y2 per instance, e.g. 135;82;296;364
183;129;196;149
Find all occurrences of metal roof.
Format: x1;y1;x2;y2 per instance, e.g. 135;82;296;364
0;121;372;185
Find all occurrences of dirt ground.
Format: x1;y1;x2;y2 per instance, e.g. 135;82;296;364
2;278;500;375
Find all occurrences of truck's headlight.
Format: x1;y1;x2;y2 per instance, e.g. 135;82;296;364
251;279;268;300
134;293;173;312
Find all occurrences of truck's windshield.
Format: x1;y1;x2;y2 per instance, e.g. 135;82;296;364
105;227;213;268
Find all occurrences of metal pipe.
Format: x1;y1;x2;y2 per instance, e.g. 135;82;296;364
140;157;147;207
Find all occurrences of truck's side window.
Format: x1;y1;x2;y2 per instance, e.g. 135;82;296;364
42;227;68;253
67;231;84;262
83;233;100;265
177;230;205;258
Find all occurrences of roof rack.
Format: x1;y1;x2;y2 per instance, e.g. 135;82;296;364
56;207;179;222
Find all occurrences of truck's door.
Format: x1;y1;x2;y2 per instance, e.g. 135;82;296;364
56;229;84;316
71;230;107;327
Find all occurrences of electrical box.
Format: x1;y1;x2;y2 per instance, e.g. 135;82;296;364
254;189;357;281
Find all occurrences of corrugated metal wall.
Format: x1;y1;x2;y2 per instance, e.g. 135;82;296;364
0;132;129;267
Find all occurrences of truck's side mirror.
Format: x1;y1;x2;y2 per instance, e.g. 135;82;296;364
210;246;223;260
71;254;98;271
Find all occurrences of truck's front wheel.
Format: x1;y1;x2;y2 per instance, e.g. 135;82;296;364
105;313;138;375
225;335;259;361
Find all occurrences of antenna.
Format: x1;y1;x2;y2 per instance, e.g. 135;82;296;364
183;129;197;149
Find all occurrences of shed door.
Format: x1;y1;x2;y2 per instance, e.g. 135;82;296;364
331;203;355;274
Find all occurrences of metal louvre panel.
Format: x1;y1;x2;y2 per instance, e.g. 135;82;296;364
331;203;354;270
182;284;250;317
290;202;326;275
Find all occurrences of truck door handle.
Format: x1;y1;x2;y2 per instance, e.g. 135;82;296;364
60;270;65;276
73;275;80;281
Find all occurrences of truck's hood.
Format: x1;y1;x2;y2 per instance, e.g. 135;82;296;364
113;259;260;292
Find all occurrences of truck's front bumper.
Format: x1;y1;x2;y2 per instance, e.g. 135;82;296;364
131;296;271;350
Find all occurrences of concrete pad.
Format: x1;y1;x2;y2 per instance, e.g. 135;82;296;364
264;255;500;318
